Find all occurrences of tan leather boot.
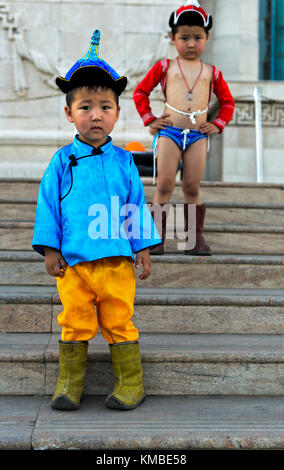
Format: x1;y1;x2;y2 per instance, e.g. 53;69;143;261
105;341;145;410
51;340;88;410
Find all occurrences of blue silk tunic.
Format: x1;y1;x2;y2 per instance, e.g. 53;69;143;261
32;136;161;266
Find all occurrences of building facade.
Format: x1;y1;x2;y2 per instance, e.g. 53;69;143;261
0;0;283;182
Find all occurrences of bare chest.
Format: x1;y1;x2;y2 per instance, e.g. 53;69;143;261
166;61;212;110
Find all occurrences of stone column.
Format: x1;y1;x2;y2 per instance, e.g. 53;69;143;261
212;0;259;80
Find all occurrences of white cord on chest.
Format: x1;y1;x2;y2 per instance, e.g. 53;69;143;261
165;102;208;124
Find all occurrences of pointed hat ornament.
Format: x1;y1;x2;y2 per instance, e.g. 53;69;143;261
170;0;212;30
56;30;127;95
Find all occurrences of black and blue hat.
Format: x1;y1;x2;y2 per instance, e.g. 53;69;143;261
56;29;127;95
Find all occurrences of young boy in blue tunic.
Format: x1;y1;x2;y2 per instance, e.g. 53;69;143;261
32;30;161;411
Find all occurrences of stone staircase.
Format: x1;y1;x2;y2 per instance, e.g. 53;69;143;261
1;178;284;451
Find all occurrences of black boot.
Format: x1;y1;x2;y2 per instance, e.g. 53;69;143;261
184;204;211;255
149;203;169;255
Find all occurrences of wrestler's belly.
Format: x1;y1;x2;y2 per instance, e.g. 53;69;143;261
163;105;208;130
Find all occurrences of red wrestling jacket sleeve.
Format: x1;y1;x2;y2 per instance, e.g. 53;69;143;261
211;66;235;132
133;60;168;126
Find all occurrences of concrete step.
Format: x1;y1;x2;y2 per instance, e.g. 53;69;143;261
144;180;284;205
1;395;284;450
1;251;284;289
2;200;284;228
1;285;284;335
0;221;284;254
1;332;284;396
2;179;284;204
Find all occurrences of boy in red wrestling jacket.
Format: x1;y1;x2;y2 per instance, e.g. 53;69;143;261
133;0;234;255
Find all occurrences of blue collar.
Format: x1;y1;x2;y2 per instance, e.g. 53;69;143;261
61;136;113;202
72;134;113;157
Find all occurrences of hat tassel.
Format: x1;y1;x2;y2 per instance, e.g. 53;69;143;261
85;29;101;60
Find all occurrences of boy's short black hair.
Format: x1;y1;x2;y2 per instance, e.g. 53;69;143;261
66;85;119;108
169;11;212;36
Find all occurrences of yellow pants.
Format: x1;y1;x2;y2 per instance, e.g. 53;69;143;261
56;256;138;344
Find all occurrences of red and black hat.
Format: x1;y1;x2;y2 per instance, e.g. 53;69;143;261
169;1;213;31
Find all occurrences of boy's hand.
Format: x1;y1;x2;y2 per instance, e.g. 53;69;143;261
135;249;152;280
199;122;221;135
44;247;67;278
149;113;172;134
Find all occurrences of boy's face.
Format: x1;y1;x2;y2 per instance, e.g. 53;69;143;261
65;87;120;148
170;25;209;61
